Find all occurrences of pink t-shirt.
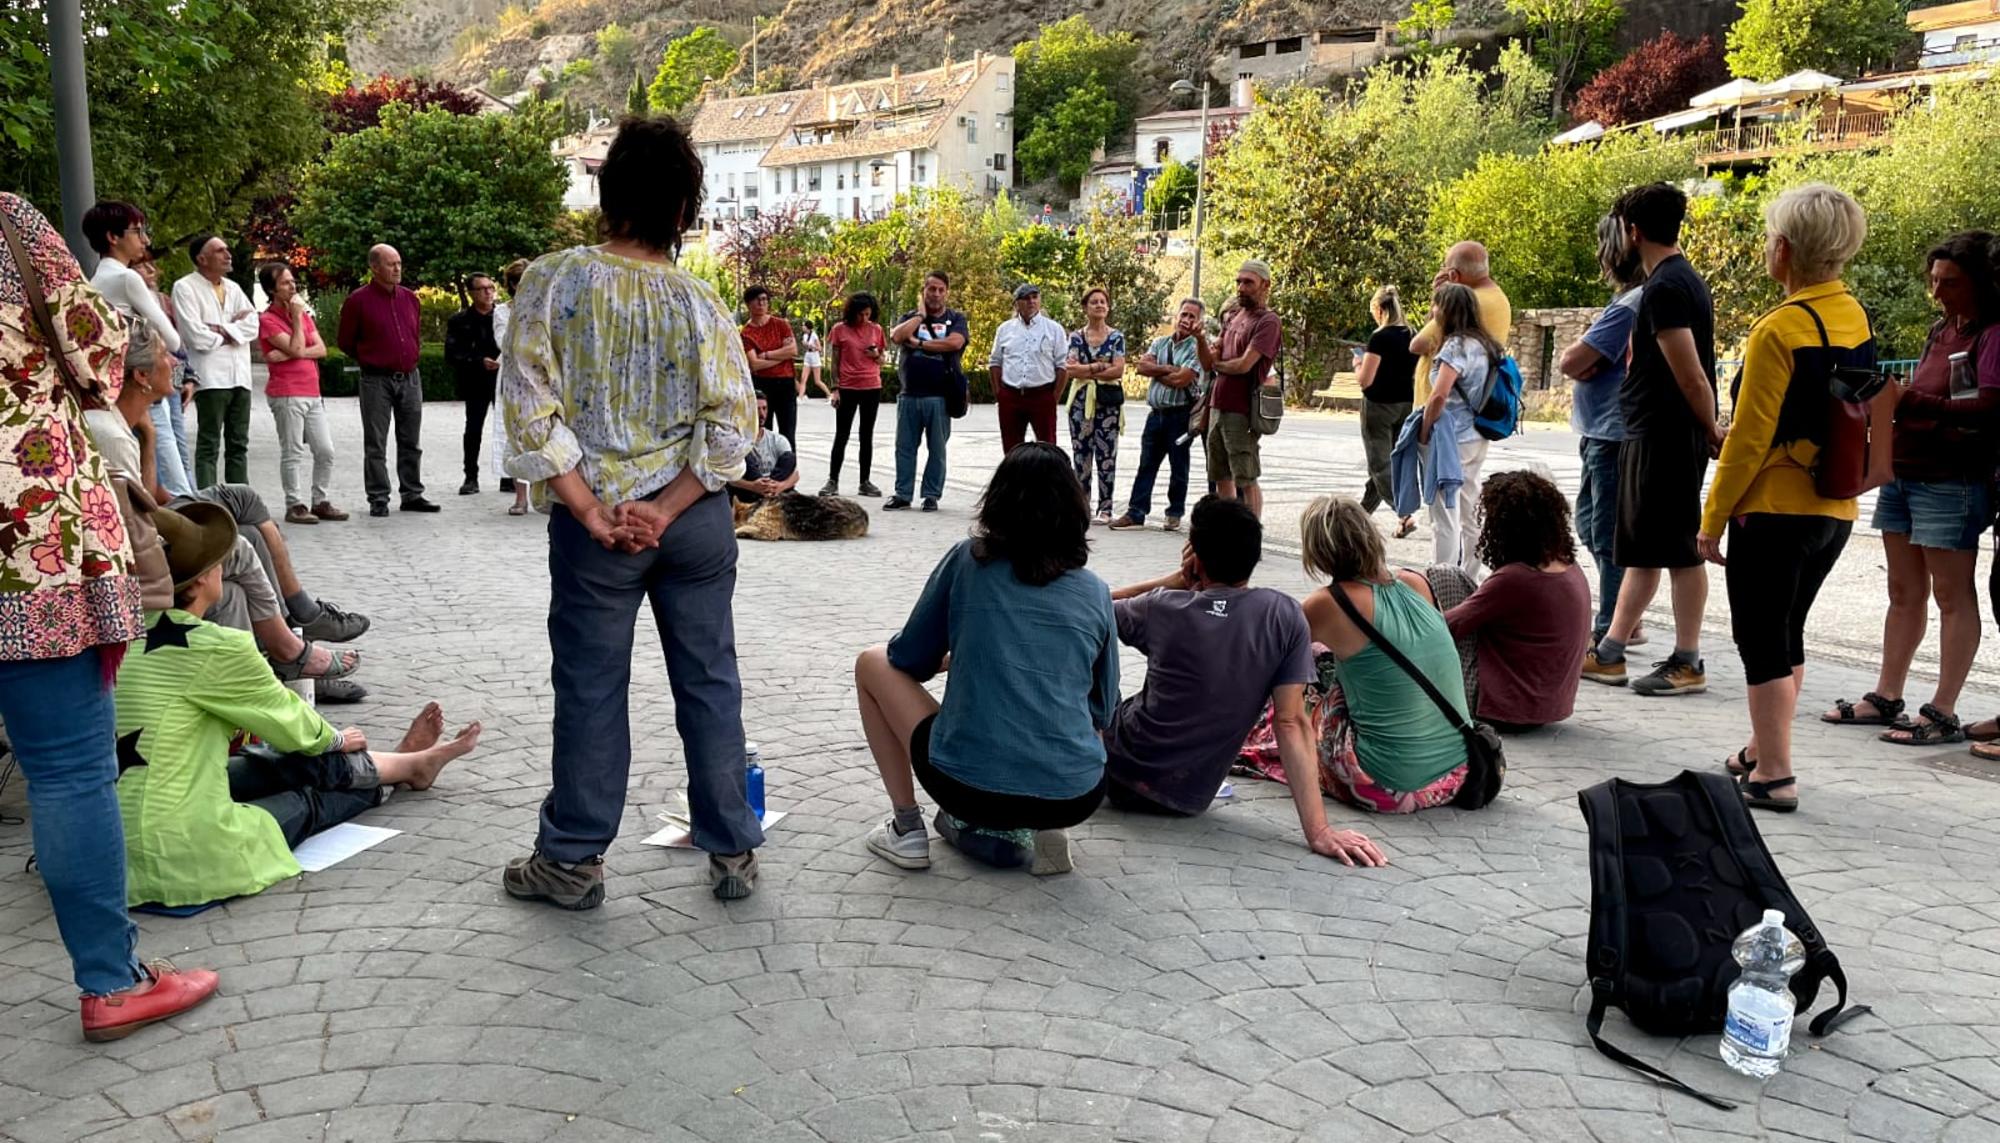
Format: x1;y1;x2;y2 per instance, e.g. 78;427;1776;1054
828;321;886;390
259;307;323;398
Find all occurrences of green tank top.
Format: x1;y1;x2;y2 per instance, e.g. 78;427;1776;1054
1332;579;1470;792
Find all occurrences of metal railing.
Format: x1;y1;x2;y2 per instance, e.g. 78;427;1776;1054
1694;109;1893;162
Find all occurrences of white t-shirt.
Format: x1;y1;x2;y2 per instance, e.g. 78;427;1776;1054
85;408;142;479
1432;334;1494;445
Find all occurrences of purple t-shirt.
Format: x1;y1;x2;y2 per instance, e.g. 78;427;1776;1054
1104;586;1315;813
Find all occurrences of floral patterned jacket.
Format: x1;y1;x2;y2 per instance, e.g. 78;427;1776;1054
0;193;141;662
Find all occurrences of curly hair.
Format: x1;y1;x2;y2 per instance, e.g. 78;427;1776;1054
1473;470;1577;571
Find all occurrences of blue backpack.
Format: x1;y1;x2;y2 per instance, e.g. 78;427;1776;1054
1454;354;1525;441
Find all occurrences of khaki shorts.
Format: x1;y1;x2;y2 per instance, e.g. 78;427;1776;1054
1206;411;1260;485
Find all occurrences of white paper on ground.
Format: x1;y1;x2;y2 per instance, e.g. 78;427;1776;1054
292;823;401;872
642;810;786;849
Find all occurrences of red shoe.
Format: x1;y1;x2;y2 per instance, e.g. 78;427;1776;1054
80;961;220;1042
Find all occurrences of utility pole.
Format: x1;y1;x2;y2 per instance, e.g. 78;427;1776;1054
49;0;97;272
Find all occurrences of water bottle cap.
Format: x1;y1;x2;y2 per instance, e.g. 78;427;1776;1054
1763;908;1786;926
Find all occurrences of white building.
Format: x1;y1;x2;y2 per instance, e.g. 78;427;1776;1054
688;90;804;228
1911;1;2000;67
553;122;617;212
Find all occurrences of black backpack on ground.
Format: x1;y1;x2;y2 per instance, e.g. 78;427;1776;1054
1578;770;1869;1109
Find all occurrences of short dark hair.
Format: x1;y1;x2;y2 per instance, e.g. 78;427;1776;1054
1613;182;1688;247
81;201;144;257
743;284;771;305
1473;470;1577;571
843;291;877;325
467;273;496;290
925;270;950;288
1933;230;2000;327
187;234;222;264
971;441;1090;587
598;115;704;258
255;262;292;297
1189;495;1262;585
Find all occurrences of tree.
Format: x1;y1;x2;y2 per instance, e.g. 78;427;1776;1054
716;200;832;306
1725;0;1911;81
1144;160;1198;230
626;69;649;116
294;103;568;295
1015;80;1120;192
1073;210;1170;345
1205;86;1433;385
1012;16;1141;187
1000;225;1081;295
648;27;737;115
1504;0;1624;114
1348;47;1553;193
1569;32;1729;127
327;75;483;136
1398;0;1458;53
597;22;637;77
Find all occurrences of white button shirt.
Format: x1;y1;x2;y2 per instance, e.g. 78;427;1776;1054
170;272;259;391
987;311;1068;390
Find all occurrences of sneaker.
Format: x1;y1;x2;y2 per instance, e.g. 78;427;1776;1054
80;961;220;1042
458;480;479;496
503;851;606;910
1632;658;1707;697
315;677;369;704
299;600;370;643
283;504;319;526
883;497;913;512
1162;516;1182;532
818;479;839;496
1580;649;1628;687
710;851;758;900
1030;829;1073;876
312;501;350;522
932;812;1028;869
857;481;883;498
921;498;938;512
1108;515;1143;530
865;818;931;869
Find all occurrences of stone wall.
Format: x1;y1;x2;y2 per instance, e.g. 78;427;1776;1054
1507;306;1601;421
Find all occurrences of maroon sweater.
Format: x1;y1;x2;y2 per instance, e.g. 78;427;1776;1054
336;282;421;374
1445;563;1592;726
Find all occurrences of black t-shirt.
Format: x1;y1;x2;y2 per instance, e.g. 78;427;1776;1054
896;308;969;399
1362;324;1417;405
1619;253;1716;439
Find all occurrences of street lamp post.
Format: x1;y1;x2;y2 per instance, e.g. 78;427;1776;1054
1169;77;1210;302
49;0;98;272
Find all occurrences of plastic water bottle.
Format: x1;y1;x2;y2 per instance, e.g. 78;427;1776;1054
1720;909;1807;1078
744;743;765;821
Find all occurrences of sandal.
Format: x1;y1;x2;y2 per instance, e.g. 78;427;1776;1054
268;641;360;683
1724;747;1755;779
507;503;529;517
1394;518;1417;540
1966;717;2000;743
1880;703;1965;747
1971;741;2000;762
1741;776;1799;813
1823;692;1904;726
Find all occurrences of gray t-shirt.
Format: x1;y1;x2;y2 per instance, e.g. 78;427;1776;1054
1104;585;1315;814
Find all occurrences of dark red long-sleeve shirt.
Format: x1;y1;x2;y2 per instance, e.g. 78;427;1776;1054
336;282;421;374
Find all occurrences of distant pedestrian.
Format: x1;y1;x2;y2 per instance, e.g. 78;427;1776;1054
255;263;345;525
884;271;968;513
1110;297;1204;531
1064;287;1127;524
1354;285;1416;538
987;282;1067;452
1197;260;1281;518
1559;214;1648;644
821;291;887;497
337;244;437;516
800;319;824;400
445;273;504;495
171;235;257;487
740;285;801;446
498;115;763;906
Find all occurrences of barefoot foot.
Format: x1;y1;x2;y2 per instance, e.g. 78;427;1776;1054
405;721;481;792
396;702;444;753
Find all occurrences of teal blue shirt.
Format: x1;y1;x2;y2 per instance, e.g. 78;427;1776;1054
1333;579;1470;791
888;540;1119;798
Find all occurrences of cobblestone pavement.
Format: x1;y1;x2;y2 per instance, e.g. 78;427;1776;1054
5;394;2000;1143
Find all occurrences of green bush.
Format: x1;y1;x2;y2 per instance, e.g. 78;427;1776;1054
318;348;457;400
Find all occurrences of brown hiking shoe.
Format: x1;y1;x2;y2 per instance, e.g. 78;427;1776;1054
312;501;350;522
710;851;758;900
503;852;605;910
283;504;319;525
1631;658;1707;697
1580;649;1628;687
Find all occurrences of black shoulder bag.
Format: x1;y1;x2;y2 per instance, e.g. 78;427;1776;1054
1328;584;1505;809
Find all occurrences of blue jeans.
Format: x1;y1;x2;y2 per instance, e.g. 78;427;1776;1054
167;384;195;488
894;395;950;502
540;493;763;861
148;397;195;498
0;649;143;995
1576;436;1624;638
1124;406;1192;523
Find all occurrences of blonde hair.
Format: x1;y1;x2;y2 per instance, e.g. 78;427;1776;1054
1372;285;1405;327
1765;183;1867;285
1299;495;1387;583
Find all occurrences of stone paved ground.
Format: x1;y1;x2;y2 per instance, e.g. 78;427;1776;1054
5;394;2000;1143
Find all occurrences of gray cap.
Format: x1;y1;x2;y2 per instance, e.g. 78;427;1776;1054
1012;283;1041;300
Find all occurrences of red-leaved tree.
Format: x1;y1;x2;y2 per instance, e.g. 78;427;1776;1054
326;75;484;137
1569;33;1730;128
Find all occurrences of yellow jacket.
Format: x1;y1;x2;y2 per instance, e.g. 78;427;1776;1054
1701;280;1868;537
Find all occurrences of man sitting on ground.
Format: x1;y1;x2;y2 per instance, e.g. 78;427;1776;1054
728;393;800;503
1105;496;1387;866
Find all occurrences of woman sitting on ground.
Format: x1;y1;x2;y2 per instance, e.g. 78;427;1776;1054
856;442;1118;874
115;505;481;907
1435;470;1592;732
1298;495;1471;813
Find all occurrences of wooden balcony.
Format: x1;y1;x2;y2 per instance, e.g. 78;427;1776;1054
1695;109;1894;166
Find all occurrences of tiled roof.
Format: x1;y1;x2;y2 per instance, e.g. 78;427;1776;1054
1911;1;2000;31
759;57;1000;168
689;91;805;144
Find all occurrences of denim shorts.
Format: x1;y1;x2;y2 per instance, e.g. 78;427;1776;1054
1871;478;1992;551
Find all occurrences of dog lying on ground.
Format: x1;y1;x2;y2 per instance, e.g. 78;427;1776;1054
733;492;870;541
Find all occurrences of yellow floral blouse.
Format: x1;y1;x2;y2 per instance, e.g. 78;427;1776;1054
0;193;140;662
498;246;759;506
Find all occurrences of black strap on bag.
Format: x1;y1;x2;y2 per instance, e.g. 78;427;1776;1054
1328;583;1504;808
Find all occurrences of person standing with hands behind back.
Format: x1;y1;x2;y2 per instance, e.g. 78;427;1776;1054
884;271;968;513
